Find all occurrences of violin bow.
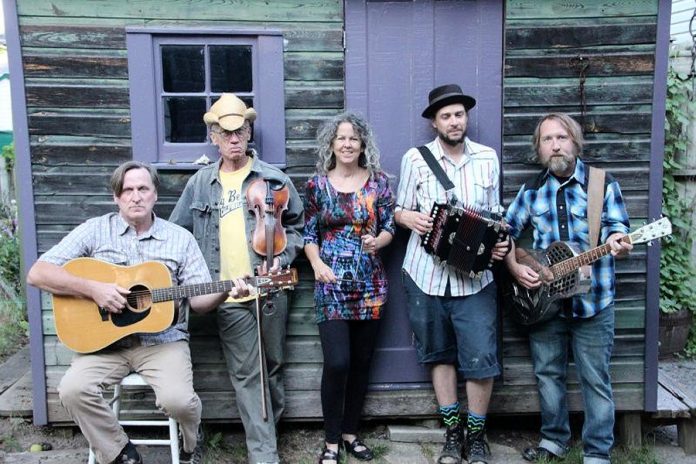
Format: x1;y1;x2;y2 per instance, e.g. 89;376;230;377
255;293;269;422
256;180;275;422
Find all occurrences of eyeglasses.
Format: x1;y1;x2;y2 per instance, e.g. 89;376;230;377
211;127;248;140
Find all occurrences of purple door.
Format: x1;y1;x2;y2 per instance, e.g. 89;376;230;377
345;0;504;384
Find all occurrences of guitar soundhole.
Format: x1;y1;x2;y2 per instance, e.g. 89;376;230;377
126;284;153;313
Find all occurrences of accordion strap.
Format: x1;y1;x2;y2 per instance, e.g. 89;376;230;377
587;166;606;249
417;146;455;192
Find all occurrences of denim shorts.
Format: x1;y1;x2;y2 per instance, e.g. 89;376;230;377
401;270;501;379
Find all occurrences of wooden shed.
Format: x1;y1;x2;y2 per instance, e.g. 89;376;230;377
4;0;669;428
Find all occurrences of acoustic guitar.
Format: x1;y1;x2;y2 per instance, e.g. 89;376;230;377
503;217;672;326
52;257;298;353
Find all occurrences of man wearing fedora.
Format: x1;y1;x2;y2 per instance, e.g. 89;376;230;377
395;84;509;464
169;93;304;464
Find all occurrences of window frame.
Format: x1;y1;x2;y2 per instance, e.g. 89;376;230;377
126;27;286;168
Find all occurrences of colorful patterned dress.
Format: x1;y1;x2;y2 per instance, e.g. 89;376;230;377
303;171;395;323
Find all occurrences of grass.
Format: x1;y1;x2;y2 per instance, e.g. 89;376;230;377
533;444;660;464
0;193;25;362
0;295;27;362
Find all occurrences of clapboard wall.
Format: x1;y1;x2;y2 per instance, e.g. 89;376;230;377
15;0;346;423
501;0;660;413
10;0;664;424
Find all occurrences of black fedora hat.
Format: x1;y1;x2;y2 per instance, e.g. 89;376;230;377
421;84;476;118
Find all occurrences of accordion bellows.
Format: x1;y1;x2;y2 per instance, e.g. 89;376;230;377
421;202;508;279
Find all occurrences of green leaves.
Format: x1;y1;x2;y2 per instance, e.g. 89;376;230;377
660;66;696;320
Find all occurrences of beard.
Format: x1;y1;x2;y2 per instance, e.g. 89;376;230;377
545;153;576;177
437;128;466;147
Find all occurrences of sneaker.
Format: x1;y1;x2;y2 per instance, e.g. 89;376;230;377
522;446;561;462
437;423;463;464
179;425;205;464
465;428;491;464
112;441;142;464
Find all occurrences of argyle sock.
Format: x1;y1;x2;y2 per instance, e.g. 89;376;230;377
467;411;486;435
438;401;461;428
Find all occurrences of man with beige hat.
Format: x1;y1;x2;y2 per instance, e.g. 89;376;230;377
170;93;304;464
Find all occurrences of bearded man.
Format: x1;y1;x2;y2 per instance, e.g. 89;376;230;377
395;84;509;464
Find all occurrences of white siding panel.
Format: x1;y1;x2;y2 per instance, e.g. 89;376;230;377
672;0;695;44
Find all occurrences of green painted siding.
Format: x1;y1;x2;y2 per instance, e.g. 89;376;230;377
17;0;660;424
502;0;659;411
17;0;344;424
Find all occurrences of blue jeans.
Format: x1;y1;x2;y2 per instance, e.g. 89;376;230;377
528;305;615;464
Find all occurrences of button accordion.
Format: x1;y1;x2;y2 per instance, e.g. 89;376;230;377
421;201;508;279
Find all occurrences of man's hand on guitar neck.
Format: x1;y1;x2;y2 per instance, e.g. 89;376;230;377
606;232;632;257
229;277;253;299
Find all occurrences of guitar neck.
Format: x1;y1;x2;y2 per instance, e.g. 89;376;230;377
151;279;243;303
550;235;631;278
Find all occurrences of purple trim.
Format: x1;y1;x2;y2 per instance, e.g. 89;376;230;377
3;0;47;425
126;26;282;36
127;32;158;164
644;0;671;413
127;27;285;165
256;34;286;165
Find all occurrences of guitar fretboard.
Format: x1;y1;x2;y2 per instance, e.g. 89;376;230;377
550;236;632;279
151;280;239;303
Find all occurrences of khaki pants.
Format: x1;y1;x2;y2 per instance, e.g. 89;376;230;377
217;294;288;464
58;341;201;464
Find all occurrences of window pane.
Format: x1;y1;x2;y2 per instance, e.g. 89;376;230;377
162;45;204;92
164;97;207;143
210;45;252;92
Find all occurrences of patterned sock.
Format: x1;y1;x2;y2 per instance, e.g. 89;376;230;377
467;411;486;435
438;402;461;428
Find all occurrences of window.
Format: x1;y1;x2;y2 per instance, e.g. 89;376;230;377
126;28;285;167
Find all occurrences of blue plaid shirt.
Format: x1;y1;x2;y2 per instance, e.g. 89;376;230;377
504;159;630;318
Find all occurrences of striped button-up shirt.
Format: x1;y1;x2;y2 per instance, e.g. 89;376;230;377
40;213;212;346
504;159;630;318
396;137;501;296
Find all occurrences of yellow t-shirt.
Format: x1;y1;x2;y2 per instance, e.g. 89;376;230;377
219;163;254;303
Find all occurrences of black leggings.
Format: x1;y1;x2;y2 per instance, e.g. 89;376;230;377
318;319;381;444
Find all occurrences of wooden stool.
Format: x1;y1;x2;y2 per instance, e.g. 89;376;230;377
87;373;180;463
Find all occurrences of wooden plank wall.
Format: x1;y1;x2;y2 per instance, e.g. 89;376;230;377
502;0;659;412
16;0;345;423
18;0;659;424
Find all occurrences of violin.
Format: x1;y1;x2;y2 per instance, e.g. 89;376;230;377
246;178;289;268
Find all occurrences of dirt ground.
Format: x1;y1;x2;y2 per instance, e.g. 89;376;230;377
1;357;695;463
0;412;687;463
0;416;538;463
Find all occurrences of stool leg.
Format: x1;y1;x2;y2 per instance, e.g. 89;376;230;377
169;419;180;464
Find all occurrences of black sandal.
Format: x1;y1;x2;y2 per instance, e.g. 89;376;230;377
343;438;374;461
319;446;340;464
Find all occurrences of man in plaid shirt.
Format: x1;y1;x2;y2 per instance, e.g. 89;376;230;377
27;162;250;464
504;113;632;464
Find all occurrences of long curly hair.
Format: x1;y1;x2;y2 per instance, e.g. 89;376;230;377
314;112;381;176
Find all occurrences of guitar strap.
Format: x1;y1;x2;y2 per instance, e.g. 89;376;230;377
417;146;456;193
587;166;606;249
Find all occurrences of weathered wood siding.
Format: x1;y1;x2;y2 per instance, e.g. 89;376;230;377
17;0;344;423
17;0;660;424
502;0;659;412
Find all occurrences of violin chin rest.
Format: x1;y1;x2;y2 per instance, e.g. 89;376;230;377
266;178;285;191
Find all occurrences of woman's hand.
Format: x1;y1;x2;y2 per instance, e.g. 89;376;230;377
312;260;337;283
361;234;378;255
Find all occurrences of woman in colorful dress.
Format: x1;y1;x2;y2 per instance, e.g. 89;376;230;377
303;112;395;464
